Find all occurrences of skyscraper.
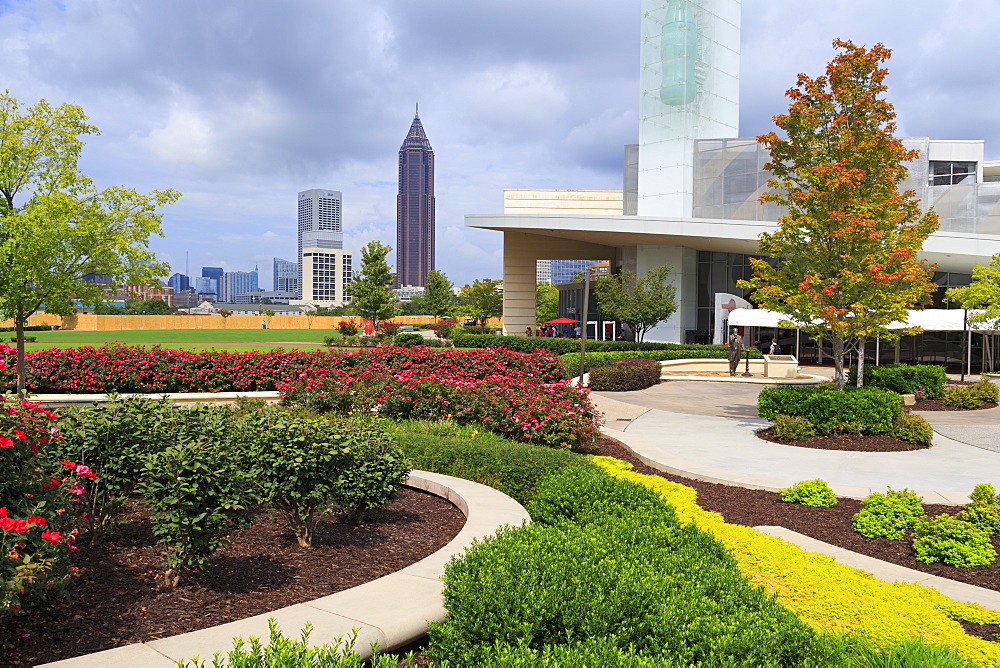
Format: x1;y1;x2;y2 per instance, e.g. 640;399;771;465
297;189;343;298
396;105;435;287
273;257;299;294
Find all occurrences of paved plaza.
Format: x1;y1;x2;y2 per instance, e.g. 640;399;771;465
591;376;1000;505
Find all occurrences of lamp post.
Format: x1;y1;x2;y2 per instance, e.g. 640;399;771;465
578;270;591;386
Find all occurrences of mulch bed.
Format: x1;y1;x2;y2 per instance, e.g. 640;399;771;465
0;488;465;666
581;436;1000;598
755;427;926;452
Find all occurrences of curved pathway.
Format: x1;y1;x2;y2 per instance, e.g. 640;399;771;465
593;381;1000;505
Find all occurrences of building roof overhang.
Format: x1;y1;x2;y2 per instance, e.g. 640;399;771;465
465;213;1000;274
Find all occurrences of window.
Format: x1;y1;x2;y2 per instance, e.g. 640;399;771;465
929;161;977;186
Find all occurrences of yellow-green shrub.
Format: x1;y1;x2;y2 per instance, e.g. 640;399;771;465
592;456;1000;666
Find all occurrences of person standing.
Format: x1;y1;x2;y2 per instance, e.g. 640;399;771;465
768;337;780;355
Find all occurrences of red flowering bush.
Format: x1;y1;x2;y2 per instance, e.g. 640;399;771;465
337;320;359;336
279;348;600;448
379;321;401;337
0;346;90;615
429;320;456;340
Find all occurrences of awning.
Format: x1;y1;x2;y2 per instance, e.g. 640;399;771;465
727;308;1000;332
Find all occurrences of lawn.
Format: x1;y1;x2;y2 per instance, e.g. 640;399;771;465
12;329;337;346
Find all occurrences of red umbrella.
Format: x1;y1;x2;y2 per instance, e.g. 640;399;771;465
544;318;581;324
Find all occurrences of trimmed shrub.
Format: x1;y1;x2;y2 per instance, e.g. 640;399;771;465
957;484;1000;535
454;334;748;356
758;386;902;435
394;332;424;347
392;421;592;505
852;488;925;540
891;414;934;446
970;377;1000;404
588;358;660;392
942;385;983;409
772;414;815;441
780;479;837;508
912;514;997;568
330;427;410;523
143;440;254;586
429;467;842;667
849;363;947;398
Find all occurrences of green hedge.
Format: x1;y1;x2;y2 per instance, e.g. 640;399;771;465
390;422;592;505
588;359;661;391
428;466;845;666
453;334;736;355
560;348;763;376
0;325;57;332
758;386;902;435
848;363;947;398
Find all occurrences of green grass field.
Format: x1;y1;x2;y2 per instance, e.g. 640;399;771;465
3;329;343;352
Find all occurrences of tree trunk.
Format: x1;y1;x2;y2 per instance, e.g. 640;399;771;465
15;314;26;397
855;336;866;388
831;336;846;390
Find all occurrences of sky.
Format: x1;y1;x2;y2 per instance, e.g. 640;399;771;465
2;0;999;289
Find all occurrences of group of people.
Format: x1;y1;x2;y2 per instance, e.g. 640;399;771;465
526;325;582;339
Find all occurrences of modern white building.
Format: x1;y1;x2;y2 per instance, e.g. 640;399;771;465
297;189;344;298
466;0;1000;367
292;248;353;308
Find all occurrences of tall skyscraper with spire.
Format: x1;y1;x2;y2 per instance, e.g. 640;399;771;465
396;104;435;287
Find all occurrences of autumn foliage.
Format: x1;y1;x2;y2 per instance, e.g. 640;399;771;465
740;40;939;388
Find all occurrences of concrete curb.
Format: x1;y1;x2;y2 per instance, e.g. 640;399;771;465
601;425;974;506
32;390;282;408
39;470;530;667
755;526;1000;612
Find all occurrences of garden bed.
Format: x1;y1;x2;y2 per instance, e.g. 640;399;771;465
583;437;1000;598
0;487;464;666
755;427;927;452
913;399;999;411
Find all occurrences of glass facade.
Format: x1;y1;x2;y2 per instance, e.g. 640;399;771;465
396;111;435;287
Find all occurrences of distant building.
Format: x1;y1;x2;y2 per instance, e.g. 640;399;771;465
233;290;299;305
219;269;259;303
204;302;310;316
297;189;343;298
193;276;217;295
273;257;299;293
293;248;353;308
167;273;190;293
396;106;435;287
392;285;425;302
201;267;223;284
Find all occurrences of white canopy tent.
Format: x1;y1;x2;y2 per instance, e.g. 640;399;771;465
725;308;1000;376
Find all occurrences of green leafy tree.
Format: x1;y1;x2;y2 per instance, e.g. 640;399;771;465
946;253;1000;332
422;269;456;320
459;279;503;328
594;265;677;350
348;241;396;329
536;282;559;325
738;40;938;389
0;91;179;393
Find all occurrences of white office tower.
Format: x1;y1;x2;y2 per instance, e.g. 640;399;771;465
299;248;353;307
638;0;740;217
297;189;344;298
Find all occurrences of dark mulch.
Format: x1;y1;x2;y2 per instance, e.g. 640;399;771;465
913;399;999;411
582;436;1000;596
755;427;926;452
959;619;1000;643
0;488;465;666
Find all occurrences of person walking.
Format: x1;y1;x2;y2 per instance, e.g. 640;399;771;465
768;338;780;355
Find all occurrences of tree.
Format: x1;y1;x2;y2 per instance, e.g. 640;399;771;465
421;269;456;320
594;265;677;350
348;241;396;329
0;91;180;393
97;297;170;315
946;254;1000;329
737;40;939;389
536;282;558;325
458;279;503;328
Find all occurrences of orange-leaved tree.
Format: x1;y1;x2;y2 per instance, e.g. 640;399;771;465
738;40;939;389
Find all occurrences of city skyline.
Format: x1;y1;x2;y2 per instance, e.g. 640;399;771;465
2;1;1000;289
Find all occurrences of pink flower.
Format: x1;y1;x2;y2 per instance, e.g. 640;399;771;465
0;437;13;448
40;530;62;545
70;481;86;496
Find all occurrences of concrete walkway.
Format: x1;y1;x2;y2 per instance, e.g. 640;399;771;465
592;380;1000;505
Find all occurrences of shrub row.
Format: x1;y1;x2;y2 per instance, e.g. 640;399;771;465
0;344;565;393
53;398;409;586
848;363;947;398
560;347;763;377
588;358;660;392
278;353;599;448
453;333;733;355
943;378;1000;409
428;466;844;666
0;325;57;332
758;386;902;435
